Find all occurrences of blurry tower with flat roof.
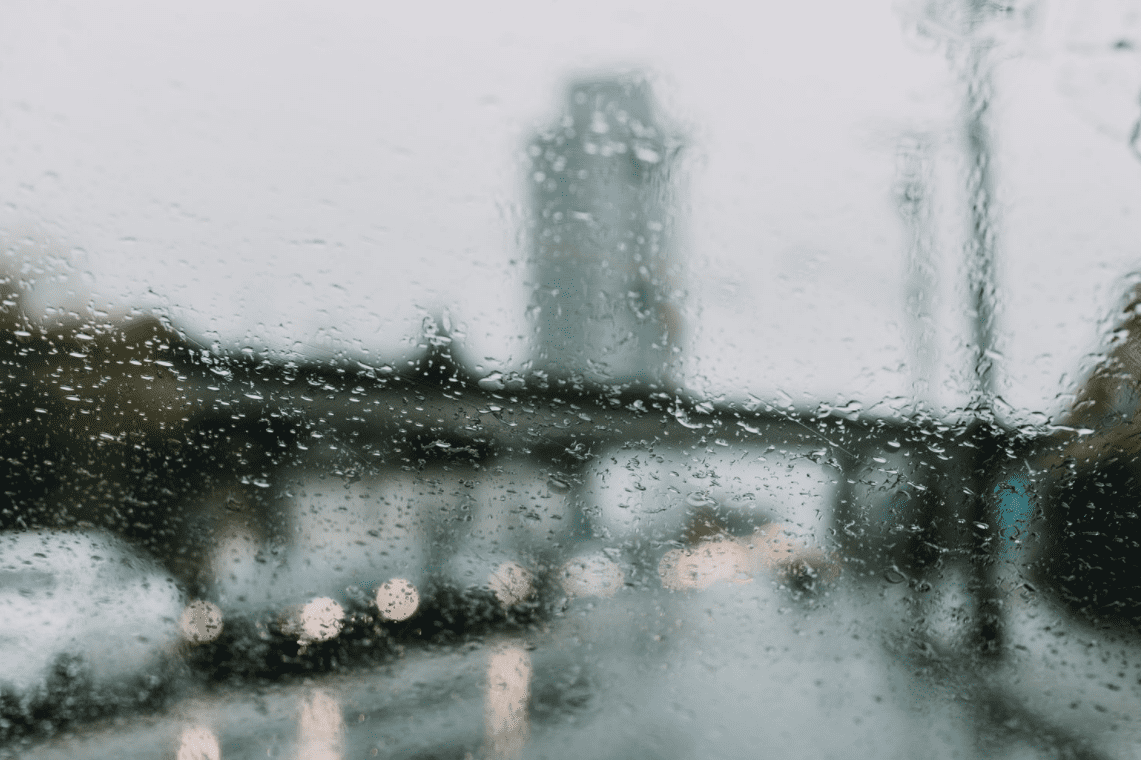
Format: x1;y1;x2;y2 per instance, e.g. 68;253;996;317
528;75;683;389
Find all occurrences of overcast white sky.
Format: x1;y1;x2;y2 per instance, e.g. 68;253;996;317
3;0;1141;421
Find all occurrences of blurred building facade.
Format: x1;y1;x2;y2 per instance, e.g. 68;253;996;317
528;75;683;389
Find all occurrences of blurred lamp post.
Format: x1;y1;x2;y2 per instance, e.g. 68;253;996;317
899;0;1041;657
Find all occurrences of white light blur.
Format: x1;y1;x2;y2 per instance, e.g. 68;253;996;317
375;578;419;622
298;597;345;644
179;600;224;644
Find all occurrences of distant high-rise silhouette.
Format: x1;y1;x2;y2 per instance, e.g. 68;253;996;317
528;75;683;388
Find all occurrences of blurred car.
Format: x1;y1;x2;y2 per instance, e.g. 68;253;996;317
0;530;184;735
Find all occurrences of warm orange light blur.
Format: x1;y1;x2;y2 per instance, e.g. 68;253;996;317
298;690;344;760
659;523;840;591
488;561;534;606
658;538;752;590
484;643;532;760
746;523;808;570
176;725;221;760
375;578;419;622
743;523;841;581
559;553;625;598
179;600;224;644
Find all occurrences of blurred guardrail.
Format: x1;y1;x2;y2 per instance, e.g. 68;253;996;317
2;316;1045;607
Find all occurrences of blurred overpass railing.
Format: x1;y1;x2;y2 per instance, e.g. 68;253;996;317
3;309;1085;759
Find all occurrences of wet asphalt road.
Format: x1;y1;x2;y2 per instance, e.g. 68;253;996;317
13;574;1141;760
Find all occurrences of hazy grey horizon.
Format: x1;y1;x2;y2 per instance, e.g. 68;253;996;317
4;0;1141;421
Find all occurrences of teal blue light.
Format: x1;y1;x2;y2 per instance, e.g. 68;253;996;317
994;475;1032;542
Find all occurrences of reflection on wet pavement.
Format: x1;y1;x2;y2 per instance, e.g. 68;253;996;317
23;571;1141;760
175;726;220;760
483;643;532;760
297;690;344;760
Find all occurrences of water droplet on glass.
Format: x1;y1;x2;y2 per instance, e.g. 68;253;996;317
672;406;704;430
883;567;907;584
685;491;717;508
479;372;506;391
633;144;661;163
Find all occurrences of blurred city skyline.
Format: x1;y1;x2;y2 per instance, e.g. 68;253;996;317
529;75;683;388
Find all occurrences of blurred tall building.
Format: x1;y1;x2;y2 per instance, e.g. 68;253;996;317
528;75;683;388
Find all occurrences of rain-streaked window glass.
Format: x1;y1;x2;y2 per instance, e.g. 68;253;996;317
5;1;1141;758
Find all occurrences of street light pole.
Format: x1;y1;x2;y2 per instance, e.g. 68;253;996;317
962;21;1000;411
959;0;1005;657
